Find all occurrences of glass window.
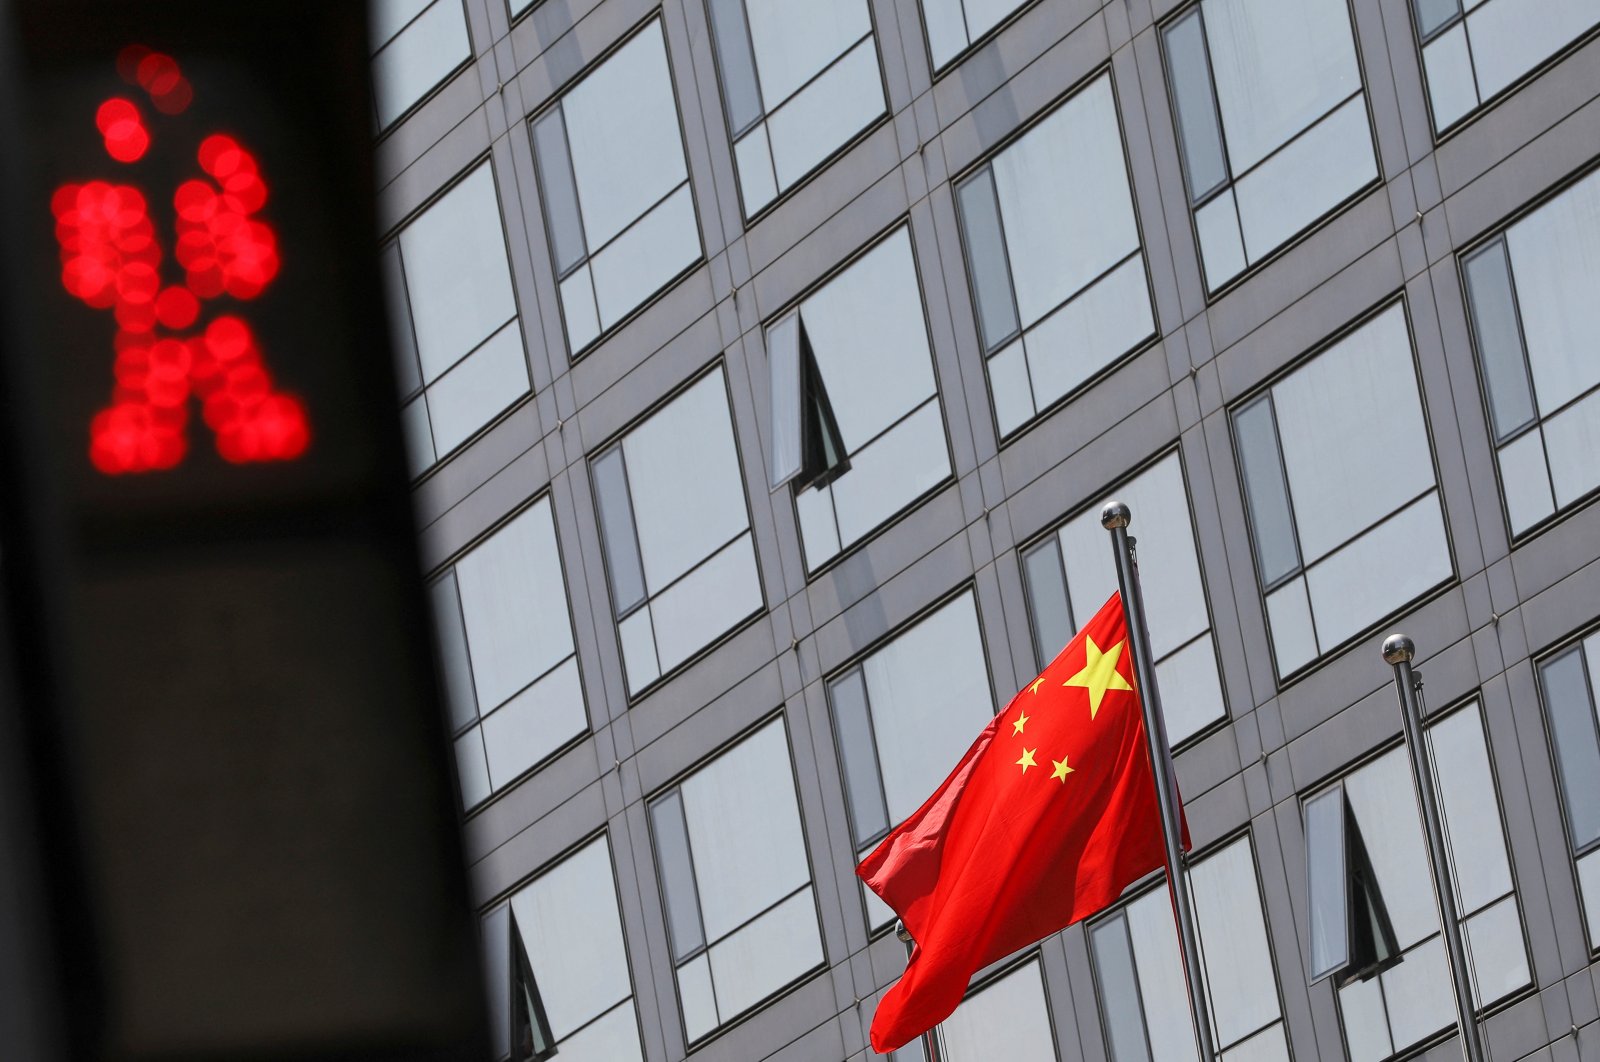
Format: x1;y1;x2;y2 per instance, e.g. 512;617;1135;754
1231;304;1450;679
772;227;951;569
830;592;993;928
1306;702;1529;1061
1537;632;1600;950
707;0;885;215
647;717;824;1043
955;74;1155;437
1090;835;1286;1062
429;497;586;811
369;0;471;129
1414;0;1599;132
1161;0;1376;291
593;367;762;696
939;958;1058;1061
383;162;528;476
1021;453;1224;746
532;20;701;355
481;835;643;1062
1462;169;1600;537
920;0;1034;70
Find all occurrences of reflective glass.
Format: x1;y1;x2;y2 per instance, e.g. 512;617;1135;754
680;719;811;940
1345;749;1436;946
1189;838;1278;1045
765;36;884;188
1338;975;1393;1062
1544;388;1600;507
1578;850;1600;948
455;728;491;808
1378;937;1453;1050
423;321;528;458
1163;10;1229;200
744;0;871;107
989;338;1035;436
1462;240;1536;440
1022;540;1072;671
562;22;688;250
1414;0;1461;37
621;370;750;593
956;168;1021;351
397;165;517;383
767;313;803;487
381;243;421;398
480;658;585;787
962;0;1031;51
1497;429;1555;535
370;0;433;51
371;0;471;128
555;1001;642;1062
480;906;511;1059
1021;251;1153;408
707;0;765;134
923;0;970;68
650;790;706;960
831;668;890;843
618;606;660;690
400;398;434;478
991;75;1139;326
588;183;699;328
648;532;762;673
428;571;478;732
828;399;949;550
1124;886;1198;1062
734;126;779;212
1219;1025;1287;1062
1423;25;1479;131
1304;785;1348;980
1091;918;1153;1062
1195;188;1246;287
454;499;574;711
1428;706;1513;912
1264;577;1316;676
591;448;646;614
1233;397;1299;586
705;888;822;1018
531;108;588;275
1540;648;1600;848
1154;636;1226;744
679;953;717;1041
1466;0;1600;99
1203;0;1362;174
1273;305;1433;564
1505;170;1600;414
560;265;601;353
510;838;633;1042
1462;896;1528;1006
861;593;993;821
940;960;1056;1062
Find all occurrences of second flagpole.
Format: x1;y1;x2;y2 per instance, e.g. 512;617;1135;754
1102;501;1217;1062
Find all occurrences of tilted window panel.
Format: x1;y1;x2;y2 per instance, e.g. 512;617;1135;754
1414;0;1600;133
531;19;701;355
1462;168;1600;538
955;73;1155;437
1161;0;1377;291
591;368;762;696
1231;303;1451;679
1537;633;1600;950
707;0;886;215
647;718;824;1043
921;0;1035;70
429;497;586;811
1021;453;1224;745
369;0;471;129
383;162;529;476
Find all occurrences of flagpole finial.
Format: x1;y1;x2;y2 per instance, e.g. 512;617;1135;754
895;921;913;945
1382;633;1414;665
1100;501;1131;530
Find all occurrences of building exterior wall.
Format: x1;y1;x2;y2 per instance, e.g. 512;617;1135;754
373;0;1600;1058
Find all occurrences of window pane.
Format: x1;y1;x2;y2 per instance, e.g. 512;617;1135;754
707;0;764;134
1304;785;1348;980
1022;540;1073;672
1504;170;1600;415
424;321;528;458
621;370;750;593
861;593;994;822
768;313;804;487
1233;397;1300;586
381;243;421;398
531;108;588;276
1124;888;1199;1062
940;959;1056;1062
991;75;1140;327
956;168;1021;351
1091;917;1154;1062
1462;895;1528;1006
650;790;706;961
397;164;517;383
1497;428;1554;535
1540;648;1600;849
647;532;763;674
744;0;871;107
831;668;890;843
370;0;433;52
591;448;646;614
1543;388;1600;507
481;658;586;787
1019;251;1154;410
705;887;823;1019
680;719;812;940
1379;937;1453;1050
561;21;688;250
1189;838;1278;1045
554;1000;642;1062
480;906;511;1059
509;837;633;1041
371;0;471;128
1203;0;1362;174
1428;705;1513;912
1414;0;1461;37
1272;305;1433;565
587;183;699;329
1345;750;1436;947
1423;24;1479;131
1465;0;1600;100
1462;240;1536;440
963;0;1030;48
453;499;575;712
765;36;885;189
923;0;969;68
428;570;478;732
828;399;949;549
1163;10;1229;200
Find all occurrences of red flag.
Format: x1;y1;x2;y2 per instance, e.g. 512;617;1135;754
857;592;1185;1053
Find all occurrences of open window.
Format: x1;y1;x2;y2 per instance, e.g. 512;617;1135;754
509;912;557;1060
767;311;848;492
1304;782;1400;985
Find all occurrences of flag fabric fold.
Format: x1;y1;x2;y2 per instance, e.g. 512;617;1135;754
857;591;1185;1053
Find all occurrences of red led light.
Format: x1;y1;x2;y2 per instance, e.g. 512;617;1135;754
56;48;309;474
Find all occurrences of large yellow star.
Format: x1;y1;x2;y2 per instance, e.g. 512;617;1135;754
1063;635;1133;719
1012;711;1030;736
1051;756;1074;783
1016;748;1037;774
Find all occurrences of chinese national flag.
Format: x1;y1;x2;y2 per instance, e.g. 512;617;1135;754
858;592;1185;1053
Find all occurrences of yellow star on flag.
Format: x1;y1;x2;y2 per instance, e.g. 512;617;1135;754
1016;748;1037;774
1012;712;1029;736
1050;756;1074;783
1063;635;1133;719
1029;675;1046;695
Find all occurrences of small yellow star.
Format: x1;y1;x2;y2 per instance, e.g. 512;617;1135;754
1051;756;1074;783
1012;712;1030;736
1016;748;1037;774
1029;675;1046;695
1063;635;1134;719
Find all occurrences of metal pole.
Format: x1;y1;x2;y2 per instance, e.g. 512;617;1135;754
895;922;942;1062
1101;502;1216;1062
1382;634;1487;1062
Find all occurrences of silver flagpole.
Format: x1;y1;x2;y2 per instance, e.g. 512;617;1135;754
1101;502;1216;1062
1381;635;1487;1062
895;922;943;1062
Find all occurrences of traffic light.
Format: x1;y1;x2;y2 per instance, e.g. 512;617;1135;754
0;3;487;1058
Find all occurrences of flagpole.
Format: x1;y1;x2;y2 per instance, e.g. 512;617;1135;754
895;922;943;1062
1101;502;1216;1062
1381;634;1487;1062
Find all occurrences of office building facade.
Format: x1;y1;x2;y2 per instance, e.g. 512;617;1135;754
370;0;1600;1058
